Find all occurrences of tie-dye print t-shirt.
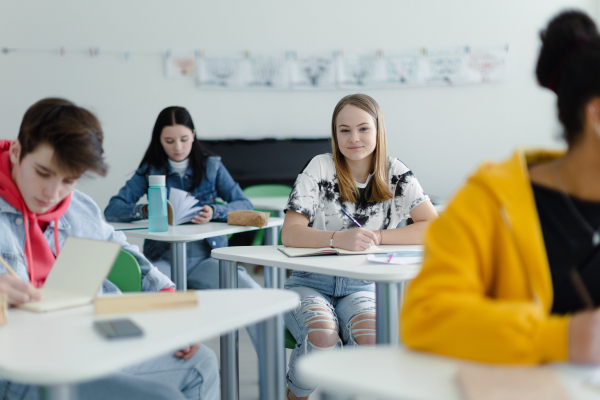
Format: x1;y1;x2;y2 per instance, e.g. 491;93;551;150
285;154;429;231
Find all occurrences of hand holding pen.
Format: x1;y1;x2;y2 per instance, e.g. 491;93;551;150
331;208;380;251
0;254;40;306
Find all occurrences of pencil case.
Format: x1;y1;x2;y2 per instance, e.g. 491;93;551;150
227;210;270;228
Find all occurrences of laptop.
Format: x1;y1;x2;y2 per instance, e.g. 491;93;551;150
18;237;121;313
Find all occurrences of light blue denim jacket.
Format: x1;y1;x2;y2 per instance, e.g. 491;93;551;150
104;156;252;262
0;190;175;293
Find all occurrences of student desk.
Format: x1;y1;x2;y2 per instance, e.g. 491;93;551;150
0;289;298;400
212;245;422;346
297;345;600;400
120;218;284;290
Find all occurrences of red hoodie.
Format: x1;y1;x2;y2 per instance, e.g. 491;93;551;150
0;140;71;287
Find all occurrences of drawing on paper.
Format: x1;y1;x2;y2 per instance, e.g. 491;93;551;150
289;53;337;89
467;47;509;83
165;52;196;78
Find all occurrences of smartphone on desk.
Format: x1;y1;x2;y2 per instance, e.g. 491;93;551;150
94;318;144;340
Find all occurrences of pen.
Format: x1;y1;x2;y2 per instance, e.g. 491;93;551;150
340;208;362;228
569;269;595;310
388;253;396;263
0;254;19;280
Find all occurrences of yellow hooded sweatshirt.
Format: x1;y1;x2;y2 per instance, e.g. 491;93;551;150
401;149;571;364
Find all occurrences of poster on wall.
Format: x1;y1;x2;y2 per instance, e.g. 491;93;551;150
465;46;510;83
196;54;246;88
165;52;197;79
288;52;338;90
246;54;289;89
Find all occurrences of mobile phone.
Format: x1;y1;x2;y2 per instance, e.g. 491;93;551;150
94;318;144;339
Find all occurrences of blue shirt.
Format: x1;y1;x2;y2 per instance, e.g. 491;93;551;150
104;156;252;261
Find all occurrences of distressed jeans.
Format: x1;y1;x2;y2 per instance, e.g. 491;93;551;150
283;279;376;398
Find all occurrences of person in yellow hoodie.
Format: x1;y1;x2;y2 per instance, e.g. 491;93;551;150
402;10;600;365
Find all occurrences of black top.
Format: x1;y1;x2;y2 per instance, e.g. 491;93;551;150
532;183;600;314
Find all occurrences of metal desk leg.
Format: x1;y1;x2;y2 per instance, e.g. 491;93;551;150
219;260;239;400
375;282;399;345
258;314;285;400
39;385;73;400
171;242;187;291
263;226;280;289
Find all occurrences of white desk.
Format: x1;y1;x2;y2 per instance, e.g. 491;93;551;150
0;289;298;400
123;218;284;290
212;245;422;347
107;220;149;231
247;196;288;217
297;345;600;400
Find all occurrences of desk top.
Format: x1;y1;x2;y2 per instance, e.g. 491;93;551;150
123;217;284;242
0;289;298;386
107;220;149;231
297;346;600;400
212;245;422;282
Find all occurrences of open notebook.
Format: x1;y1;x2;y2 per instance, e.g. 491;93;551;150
278;246;387;258
18;237;121;313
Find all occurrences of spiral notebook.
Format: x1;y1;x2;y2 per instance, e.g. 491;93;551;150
278;246;386;257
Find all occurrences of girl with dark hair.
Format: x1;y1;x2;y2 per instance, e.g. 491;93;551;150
403;10;600;365
104;107;261;337
281;94;438;400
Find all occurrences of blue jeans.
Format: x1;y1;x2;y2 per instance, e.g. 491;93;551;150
284;272;376;398
153;240;261;352
0;345;219;400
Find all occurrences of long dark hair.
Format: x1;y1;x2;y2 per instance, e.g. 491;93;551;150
536;10;600;144
138;107;211;189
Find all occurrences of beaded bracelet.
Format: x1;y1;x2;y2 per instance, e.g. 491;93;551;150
330;231;336;248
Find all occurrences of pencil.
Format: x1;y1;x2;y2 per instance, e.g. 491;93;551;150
0;254;19;279
340;208;362;228
569;269;595;310
388;253;396;263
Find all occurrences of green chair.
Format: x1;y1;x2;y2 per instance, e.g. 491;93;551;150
243;184;292;246
107;250;142;292
285;327;296;349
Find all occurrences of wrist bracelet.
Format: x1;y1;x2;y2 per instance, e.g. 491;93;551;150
330;231;336;248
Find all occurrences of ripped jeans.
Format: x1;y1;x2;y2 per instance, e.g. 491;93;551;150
284;281;376;398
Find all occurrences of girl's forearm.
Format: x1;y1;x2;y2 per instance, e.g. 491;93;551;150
281;224;333;248
381;221;431;245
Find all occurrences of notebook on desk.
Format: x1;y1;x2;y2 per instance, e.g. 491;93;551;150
278;246;387;258
18;237;121;313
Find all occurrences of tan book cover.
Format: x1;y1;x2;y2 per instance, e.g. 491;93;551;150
457;365;572;400
95;292;198;315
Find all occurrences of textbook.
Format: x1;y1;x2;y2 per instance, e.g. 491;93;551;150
168;188;203;225
278;246;387;258
94;292;198;315
18;237;121;313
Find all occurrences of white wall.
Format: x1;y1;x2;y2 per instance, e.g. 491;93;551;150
0;0;593;210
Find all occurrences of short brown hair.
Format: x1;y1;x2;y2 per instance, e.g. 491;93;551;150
331;94;393;203
18;98;108;177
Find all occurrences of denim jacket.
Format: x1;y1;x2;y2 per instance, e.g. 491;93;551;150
104;156;252;262
0;190;175;293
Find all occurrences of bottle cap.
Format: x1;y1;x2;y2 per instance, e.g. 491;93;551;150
148;175;166;187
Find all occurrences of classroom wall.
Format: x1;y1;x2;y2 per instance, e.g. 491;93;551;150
0;0;594;210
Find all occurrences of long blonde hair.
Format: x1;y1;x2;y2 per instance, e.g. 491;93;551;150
331;94;393;203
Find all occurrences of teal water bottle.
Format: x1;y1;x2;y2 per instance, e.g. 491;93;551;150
148;175;168;232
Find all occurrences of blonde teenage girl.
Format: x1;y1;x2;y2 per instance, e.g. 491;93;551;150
281;94;438;400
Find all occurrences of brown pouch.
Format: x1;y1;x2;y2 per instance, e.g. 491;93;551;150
227;210;269;228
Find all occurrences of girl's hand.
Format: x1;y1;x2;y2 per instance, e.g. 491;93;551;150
0;274;40;306
174;343;200;360
192;205;213;224
333;228;380;251
569;311;600;363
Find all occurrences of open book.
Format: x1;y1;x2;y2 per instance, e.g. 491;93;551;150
278;246;387;258
18;237;121;313
168;188;203;225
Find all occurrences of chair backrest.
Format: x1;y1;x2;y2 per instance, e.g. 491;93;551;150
243;184;293;198
107;250;142;292
243;184;292;246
